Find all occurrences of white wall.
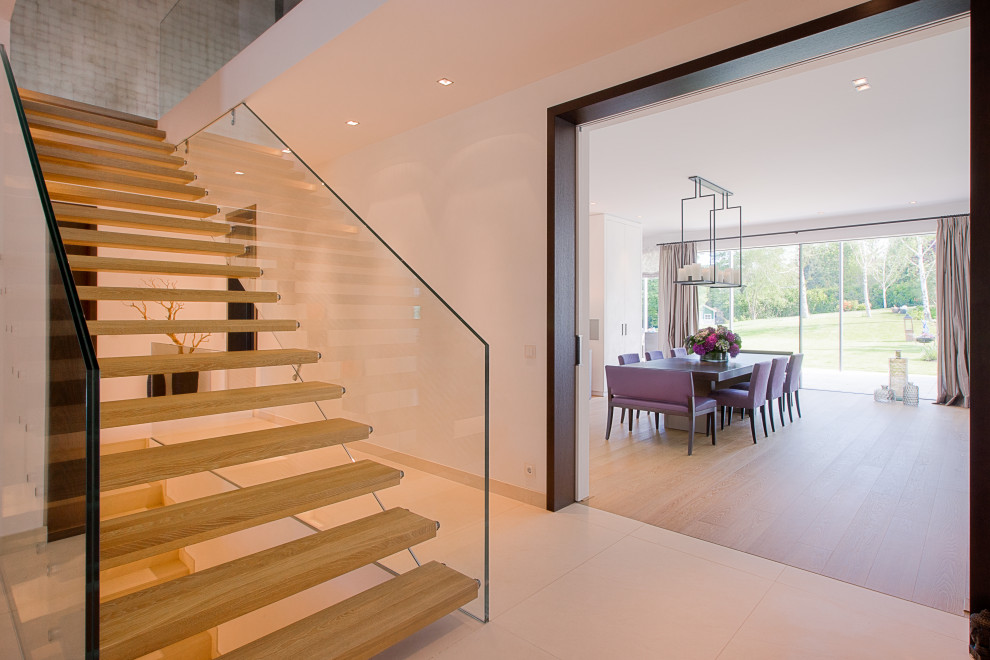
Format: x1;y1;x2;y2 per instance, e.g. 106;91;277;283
252;0;860;497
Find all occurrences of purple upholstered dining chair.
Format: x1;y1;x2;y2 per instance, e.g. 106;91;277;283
604;365;717;455
669;347;687;358
765;356;789;431
645;350;664;361
783;353;804;422
616;353;641;423
713;361;771;444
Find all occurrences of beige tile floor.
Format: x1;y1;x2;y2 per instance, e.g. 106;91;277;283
378;503;970;660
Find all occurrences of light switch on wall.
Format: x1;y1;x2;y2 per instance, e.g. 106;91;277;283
524;345;537;358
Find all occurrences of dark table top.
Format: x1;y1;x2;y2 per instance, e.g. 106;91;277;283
626;352;789;383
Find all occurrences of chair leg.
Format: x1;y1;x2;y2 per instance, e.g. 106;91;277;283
727;406;733;426
719;406;725;430
710;412;717;445
620;408;625;424
739;407;745;421
778;397;786;427
688;401;696;456
655;412;660;430
606;404;614;440
705;414;711;437
748;408;757;443
636;410;641;420
628;407;633;431
795;390;802;418
760;405;768;437
768;400;776;432
787;392;794;423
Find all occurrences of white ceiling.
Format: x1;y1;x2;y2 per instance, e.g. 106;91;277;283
587;20;970;242
247;0;750;161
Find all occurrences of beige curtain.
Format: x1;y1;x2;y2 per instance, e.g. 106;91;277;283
935;215;969;407
657;243;698;355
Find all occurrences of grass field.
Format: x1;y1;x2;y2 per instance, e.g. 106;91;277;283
731;309;937;375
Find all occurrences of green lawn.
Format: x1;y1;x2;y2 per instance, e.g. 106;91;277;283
731;310;937;375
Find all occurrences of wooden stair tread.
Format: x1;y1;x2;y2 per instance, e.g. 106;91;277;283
37;143;192;182
100;348;319;378
34;135;186;169
99;459;399;570
22;98;166;139
100;381;343;428
68;255;261;278
86;319;297;335
53;202;228;235
101;419;370;490
60;227;242;256
219;561;479;660
41;161;206;200
77;286;277;303
19;88;159;127
100;508;434;660
46;182;218;217
27;114;174;153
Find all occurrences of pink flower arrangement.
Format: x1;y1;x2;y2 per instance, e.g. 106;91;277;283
685;325;741;357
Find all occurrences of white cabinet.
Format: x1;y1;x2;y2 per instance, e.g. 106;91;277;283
589;214;643;395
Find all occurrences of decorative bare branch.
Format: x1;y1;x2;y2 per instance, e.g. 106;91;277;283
123;278;212;353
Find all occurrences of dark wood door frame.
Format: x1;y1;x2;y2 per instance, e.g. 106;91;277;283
547;0;985;618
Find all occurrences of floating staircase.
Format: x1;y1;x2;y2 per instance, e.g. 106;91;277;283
26;91;478;658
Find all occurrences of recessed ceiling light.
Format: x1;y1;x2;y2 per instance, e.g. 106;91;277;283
346;120;360;126
817;211;825;215
590;201;597;205
852;77;868;86
909;200;917;204
637;215;643;218
234;171;245;175
281;148;291;154
437;78;454;86
855;83;871;92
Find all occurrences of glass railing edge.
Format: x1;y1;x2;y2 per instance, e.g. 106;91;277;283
0;44;101;658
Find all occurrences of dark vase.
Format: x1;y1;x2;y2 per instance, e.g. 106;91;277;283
171;371;200;395
147;372;199;397
701;351;728;362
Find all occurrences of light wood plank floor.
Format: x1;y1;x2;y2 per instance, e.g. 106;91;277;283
586;389;970;615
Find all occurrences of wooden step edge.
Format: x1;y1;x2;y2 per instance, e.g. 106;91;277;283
100;418;370;490
33;136;186;168
27;114;175;153
100;348;320;378
100;508;435;660
41;162;207;200
22;99;166;139
68;255;261;279
19;89;159;127
52;202;229;236
37;144;192;179
100;381;343;429
77;286;276;304
46;182;219;218
217;561;479;660
98;459;400;570
59;227;242;256
86;319;298;335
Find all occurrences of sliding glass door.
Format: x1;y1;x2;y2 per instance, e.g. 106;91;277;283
675;232;938;395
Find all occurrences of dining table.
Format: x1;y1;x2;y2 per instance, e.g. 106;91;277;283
623;351;791;430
